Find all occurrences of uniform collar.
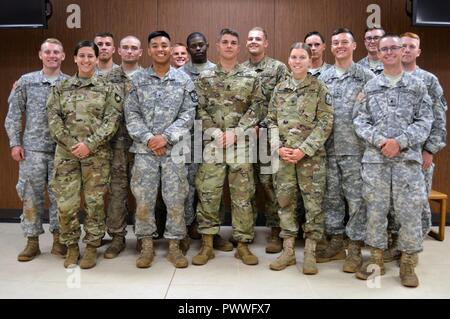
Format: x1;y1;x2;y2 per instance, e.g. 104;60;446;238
245;55;270;71
377;71;408;88
147;65;177;81
215;62;244;76
38;70;65;84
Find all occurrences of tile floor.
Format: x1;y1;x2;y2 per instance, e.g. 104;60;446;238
0;223;449;299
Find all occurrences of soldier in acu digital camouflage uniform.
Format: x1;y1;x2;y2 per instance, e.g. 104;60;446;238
242;27;289;254
47;40;122;269
125;31;196;269
354;34;433;288
316;28;375;274
266;43;333;275
192;28;265;266
357;27;385;75
5;38;68;262
102;35;144;259
381;32;448;263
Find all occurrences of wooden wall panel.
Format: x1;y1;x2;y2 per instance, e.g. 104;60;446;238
1;0;449;211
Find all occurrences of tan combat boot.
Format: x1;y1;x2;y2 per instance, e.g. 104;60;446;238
356;246;385;280
64;244;80;268
167;240;188;268
51;231;67;258
384;233;401;263
266;227;282;254
269;236;296;271
213;234;233;251
192;234;215;265
316;234;346;263
18;236;40;262
104;235;126;259
343;240;364;273
80;244;97;269
235;242;258;265
303;238;318;275
179;234;190;255
400;252;419;288
136;237;154;268
316;235;329;254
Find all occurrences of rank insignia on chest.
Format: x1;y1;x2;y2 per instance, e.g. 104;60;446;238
333;88;342;98
115;93;122;103
388;97;396;106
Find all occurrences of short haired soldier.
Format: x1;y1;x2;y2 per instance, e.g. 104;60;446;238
103;35;144;259
317;28;375;273
242;26;290;254
354;34;433;287
265;43;333;274
382;32;448;262
171;43;190;68
5;38;68;262
357;27;385;75
47;40;123;269
125;31;196;269
179;32;230;253
192;28;265;266
94;32;120;75
304;31;332;77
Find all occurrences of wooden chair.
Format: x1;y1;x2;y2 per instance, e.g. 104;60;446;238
428;190;447;241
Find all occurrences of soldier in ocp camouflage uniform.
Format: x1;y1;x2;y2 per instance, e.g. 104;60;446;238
5;38;68;262
317;28;375;274
242;27;289;254
125;31;195;269
266;43;333;275
354;34;433;288
100;35;144;259
192;28;265;267
47;40;122;269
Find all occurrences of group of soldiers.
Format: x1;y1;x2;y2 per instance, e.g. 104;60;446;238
4;25;446;289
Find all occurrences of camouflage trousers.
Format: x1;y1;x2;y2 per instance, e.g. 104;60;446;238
362;162;425;253
252;162;280;227
323;155;366;241
131;154;188;240
196;146;256;243
388;164;434;238
51;148;110;247
106;145;134;237
184;162;198;226
274;155;326;241
16;150;58;237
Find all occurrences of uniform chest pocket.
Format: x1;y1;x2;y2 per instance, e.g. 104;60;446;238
297;93;318;125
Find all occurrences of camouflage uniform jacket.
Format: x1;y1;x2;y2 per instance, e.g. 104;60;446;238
242;56;289;121
196;63;265;139
101;66;139;149
5;70;68;152
124;66;196;154
354;72;433;164
409;66;447;154
309;62;332;78
47;74;122;155
319;62;375;156
357;56;384;75
265;74;333;157
180;60;216;82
